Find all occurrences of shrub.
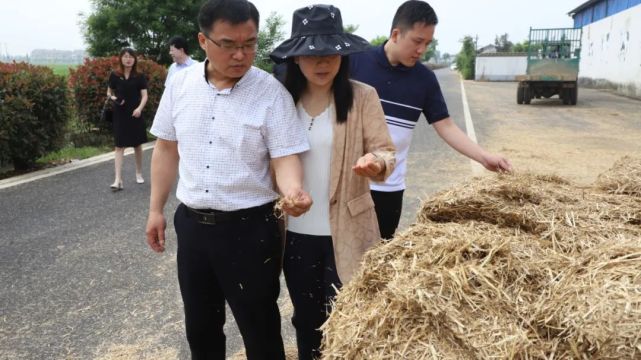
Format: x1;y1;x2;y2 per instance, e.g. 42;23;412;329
68;56;167;133
456;36;476;80
0;62;69;170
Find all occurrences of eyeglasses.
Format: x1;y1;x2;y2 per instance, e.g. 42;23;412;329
203;33;258;54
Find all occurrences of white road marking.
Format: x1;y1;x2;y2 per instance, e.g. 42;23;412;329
460;77;484;175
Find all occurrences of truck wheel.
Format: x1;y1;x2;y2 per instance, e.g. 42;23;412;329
562;89;570;105
524;87;532;104
570;87;578;105
517;86;524;104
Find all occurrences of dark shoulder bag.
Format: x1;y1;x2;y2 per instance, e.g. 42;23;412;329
101;98;114;123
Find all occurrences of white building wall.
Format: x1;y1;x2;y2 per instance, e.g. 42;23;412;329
579;4;641;98
475;56;527;81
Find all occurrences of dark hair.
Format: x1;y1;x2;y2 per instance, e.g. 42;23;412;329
198;0;259;34
168;35;189;55
283;56;353;124
117;48;138;76
391;0;438;35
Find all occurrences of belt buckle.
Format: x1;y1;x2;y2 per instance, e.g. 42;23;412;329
191;208;217;225
202;213;216;225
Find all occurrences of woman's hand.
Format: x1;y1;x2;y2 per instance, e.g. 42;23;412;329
352;153;384;178
132;108;142;118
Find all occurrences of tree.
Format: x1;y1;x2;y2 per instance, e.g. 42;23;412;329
442;53;452;63
494;33;514;52
456;36;476;80
370;36;388;47
421;39;438;62
254;13;286;72
512;41;527;53
343;24;359;34
82;0;203;65
512;40;542;54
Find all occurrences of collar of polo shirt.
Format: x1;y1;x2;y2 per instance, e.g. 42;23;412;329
202;59;251;91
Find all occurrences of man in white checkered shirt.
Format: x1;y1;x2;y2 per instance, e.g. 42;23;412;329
145;1;311;358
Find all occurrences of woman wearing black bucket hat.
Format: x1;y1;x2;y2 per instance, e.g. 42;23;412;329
270;5;396;359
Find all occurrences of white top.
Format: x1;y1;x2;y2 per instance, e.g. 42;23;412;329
288;104;333;236
165;57;196;86
151;61;310;211
370;116;415;192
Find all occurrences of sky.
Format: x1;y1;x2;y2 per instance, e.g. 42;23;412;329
0;0;578;57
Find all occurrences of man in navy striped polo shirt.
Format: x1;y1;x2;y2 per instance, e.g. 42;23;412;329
350;0;512;240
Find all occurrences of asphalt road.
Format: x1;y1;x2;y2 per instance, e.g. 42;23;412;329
0;68;525;359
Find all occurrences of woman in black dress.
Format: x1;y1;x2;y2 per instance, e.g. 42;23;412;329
107;48;148;191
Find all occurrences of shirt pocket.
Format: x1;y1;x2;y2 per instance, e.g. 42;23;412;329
347;192;375;217
234;120;267;169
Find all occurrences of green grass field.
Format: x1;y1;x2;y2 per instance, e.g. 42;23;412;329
46;64;76;77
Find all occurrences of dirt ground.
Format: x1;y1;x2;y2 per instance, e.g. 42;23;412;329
466;81;641;185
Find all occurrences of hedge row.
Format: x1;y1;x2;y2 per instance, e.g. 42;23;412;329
0;57;166;170
0;63;69;170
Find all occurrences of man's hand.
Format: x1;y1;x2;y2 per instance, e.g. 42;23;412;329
132;108;142;118
352;153;384;178
146;211;167;253
280;189;313;217
482;153;513;172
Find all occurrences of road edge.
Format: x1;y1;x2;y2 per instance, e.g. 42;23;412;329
0;142;156;190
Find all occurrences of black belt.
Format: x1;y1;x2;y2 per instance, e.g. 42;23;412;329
184;202;275;225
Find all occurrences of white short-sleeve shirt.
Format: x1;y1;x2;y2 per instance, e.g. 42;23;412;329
151;61;309;211
164;57;196;87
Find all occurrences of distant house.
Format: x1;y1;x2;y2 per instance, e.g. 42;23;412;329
477;44;498;54
569;0;641;98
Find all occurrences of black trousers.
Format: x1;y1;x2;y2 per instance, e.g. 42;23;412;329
370;190;405;240
283;231;342;360
173;203;285;360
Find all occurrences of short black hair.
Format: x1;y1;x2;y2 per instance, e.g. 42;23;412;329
391;0;438;35
198;0;260;34
283;56;354;124
168;36;189;55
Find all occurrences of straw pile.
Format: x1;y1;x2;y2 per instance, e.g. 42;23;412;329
596;156;641;197
321;170;641;359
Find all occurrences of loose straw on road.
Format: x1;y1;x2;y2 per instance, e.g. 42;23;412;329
321;166;641;359
596;156;641;197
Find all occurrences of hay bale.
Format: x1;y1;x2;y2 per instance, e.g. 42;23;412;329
596;156;641;197
321;172;641;359
418;172;641;251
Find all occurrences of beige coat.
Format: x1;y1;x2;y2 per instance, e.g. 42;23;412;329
328;80;395;283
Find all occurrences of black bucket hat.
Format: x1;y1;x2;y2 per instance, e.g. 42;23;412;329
269;4;370;63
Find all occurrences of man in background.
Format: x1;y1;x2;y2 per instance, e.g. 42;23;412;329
350;0;512;240
165;35;196;86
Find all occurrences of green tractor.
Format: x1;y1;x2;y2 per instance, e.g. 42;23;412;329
516;27;582;105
